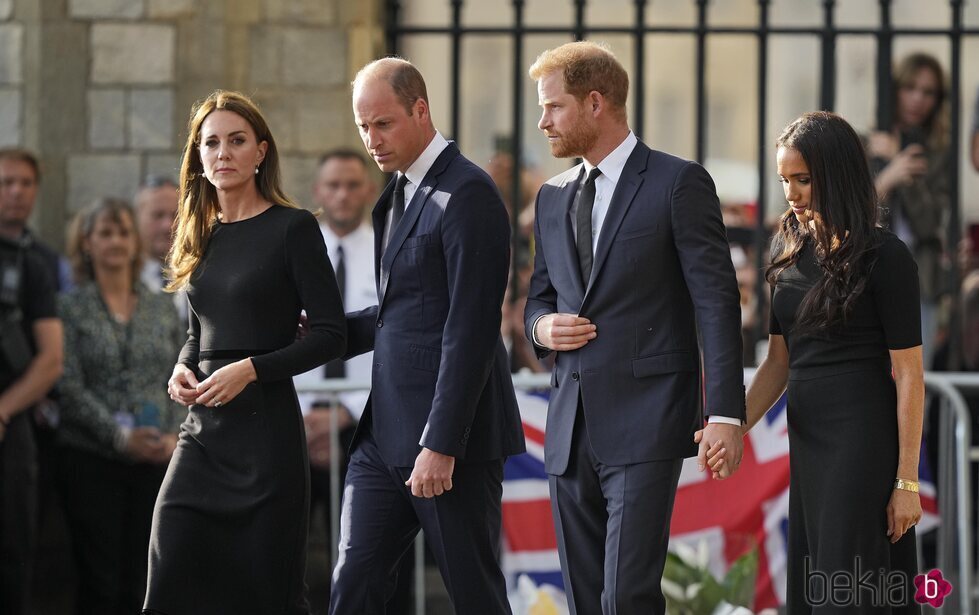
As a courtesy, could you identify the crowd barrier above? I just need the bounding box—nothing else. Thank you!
[298,371,977,614]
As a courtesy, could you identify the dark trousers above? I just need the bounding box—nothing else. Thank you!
[329,431,511,615]
[0,414,38,615]
[311,451,413,615]
[57,446,166,615]
[550,407,683,615]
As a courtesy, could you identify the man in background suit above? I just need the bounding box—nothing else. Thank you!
[524,41,746,614]
[134,176,186,322]
[329,57,524,615]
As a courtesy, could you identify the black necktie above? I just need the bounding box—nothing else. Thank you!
[334,244,346,303]
[324,244,346,379]
[391,173,409,231]
[576,167,602,285]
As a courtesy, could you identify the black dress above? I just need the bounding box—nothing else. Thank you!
[143,206,345,615]
[772,231,921,614]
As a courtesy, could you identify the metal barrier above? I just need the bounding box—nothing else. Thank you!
[300,370,977,613]
[923,373,978,615]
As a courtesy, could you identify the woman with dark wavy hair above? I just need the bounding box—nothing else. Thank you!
[700,111,924,613]
[142,91,346,614]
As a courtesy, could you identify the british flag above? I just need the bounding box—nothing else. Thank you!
[501,383,939,611]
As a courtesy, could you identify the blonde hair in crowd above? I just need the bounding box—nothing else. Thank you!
[528,41,629,121]
[166,90,298,291]
[67,197,143,287]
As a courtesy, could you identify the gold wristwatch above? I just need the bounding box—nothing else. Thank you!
[893,478,920,493]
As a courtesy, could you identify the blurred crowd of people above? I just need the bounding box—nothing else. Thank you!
[1,49,978,613]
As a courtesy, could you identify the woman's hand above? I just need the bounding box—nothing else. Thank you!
[886,488,922,544]
[194,359,257,408]
[168,364,201,407]
[877,144,928,196]
[125,426,165,463]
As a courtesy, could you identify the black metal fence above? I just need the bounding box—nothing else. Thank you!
[385,0,978,360]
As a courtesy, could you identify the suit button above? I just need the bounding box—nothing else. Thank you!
[572,372,580,381]
[376,319,383,328]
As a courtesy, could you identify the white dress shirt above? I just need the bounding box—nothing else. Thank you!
[383,131,450,252]
[571,131,638,255]
[140,258,189,324]
[292,222,377,420]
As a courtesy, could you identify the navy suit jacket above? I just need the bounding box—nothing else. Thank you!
[524,140,745,475]
[346,143,525,467]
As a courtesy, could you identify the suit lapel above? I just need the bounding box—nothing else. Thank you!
[377,143,460,308]
[371,178,395,299]
[582,142,648,304]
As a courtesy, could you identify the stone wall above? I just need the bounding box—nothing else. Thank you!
[2,0,384,248]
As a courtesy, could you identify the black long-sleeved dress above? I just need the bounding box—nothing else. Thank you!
[143,205,346,615]
[772,231,921,614]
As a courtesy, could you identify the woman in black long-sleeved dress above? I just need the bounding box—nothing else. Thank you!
[143,90,346,615]
[700,112,924,613]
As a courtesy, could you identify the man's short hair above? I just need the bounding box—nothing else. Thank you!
[529,41,629,119]
[318,148,370,170]
[353,57,430,116]
[139,175,178,191]
[0,148,41,183]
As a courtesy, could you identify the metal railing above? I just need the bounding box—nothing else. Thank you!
[385,0,979,360]
[923,372,978,615]
[302,370,977,613]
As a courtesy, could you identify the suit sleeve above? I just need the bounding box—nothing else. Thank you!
[671,162,745,422]
[418,179,511,457]
[343,305,378,360]
[523,188,557,358]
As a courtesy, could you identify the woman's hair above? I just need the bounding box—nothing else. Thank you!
[891,52,947,149]
[166,90,298,291]
[67,197,143,287]
[767,111,882,334]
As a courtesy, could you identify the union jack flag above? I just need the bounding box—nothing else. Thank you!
[501,384,939,611]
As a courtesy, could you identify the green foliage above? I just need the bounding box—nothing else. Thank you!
[661,545,758,615]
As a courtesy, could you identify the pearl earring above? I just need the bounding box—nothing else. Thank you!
[255,166,259,175]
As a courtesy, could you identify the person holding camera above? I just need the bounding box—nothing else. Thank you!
[0,230,63,615]
[867,52,950,368]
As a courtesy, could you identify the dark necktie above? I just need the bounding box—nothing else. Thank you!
[576,167,602,285]
[391,172,409,232]
[334,244,346,303]
[324,244,346,379]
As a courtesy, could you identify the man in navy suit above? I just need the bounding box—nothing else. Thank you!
[524,42,746,614]
[329,57,524,615]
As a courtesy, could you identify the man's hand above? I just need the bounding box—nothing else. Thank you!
[695,422,744,480]
[535,313,596,351]
[406,447,455,498]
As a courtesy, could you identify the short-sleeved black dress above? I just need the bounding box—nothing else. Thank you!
[143,206,345,615]
[771,231,921,614]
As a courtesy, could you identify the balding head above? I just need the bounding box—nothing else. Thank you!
[353,57,431,119]
[352,57,437,174]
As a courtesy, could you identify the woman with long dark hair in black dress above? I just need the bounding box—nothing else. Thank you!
[142,90,346,615]
[700,111,924,613]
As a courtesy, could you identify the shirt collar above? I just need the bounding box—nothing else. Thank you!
[403,131,449,188]
[582,131,637,186]
[320,221,370,249]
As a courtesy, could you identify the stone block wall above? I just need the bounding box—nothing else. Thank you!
[1,0,383,248]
